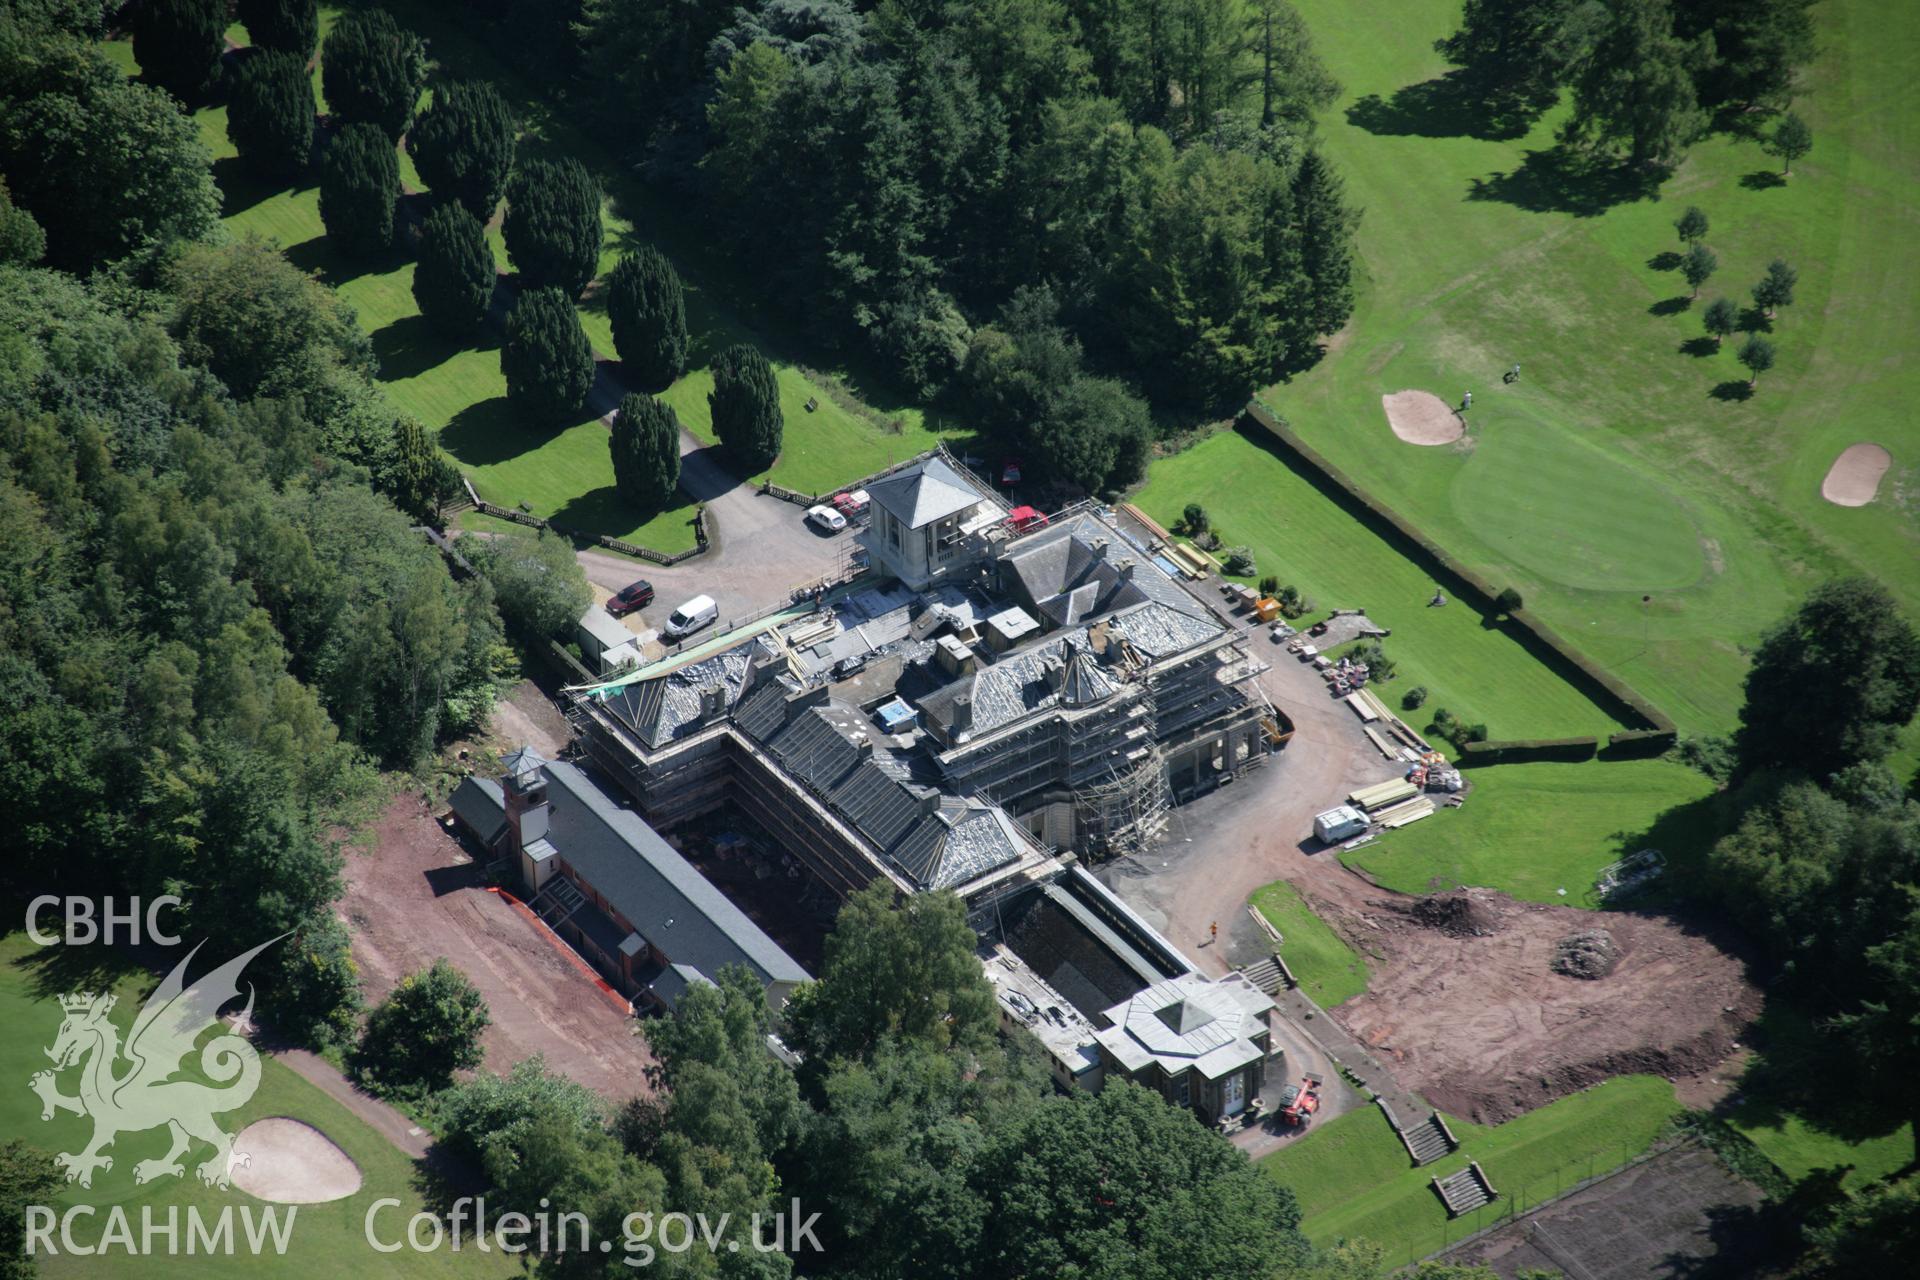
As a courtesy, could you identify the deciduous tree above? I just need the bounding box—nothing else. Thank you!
[1681,242,1716,298]
[610,393,681,511]
[1736,333,1774,386]
[606,247,689,388]
[353,958,491,1096]
[407,80,518,219]
[1752,257,1796,319]
[226,50,316,178]
[788,883,997,1063]
[466,529,592,639]
[318,123,399,257]
[500,286,594,424]
[502,156,604,296]
[413,202,495,335]
[0,180,45,265]
[0,59,220,268]
[1674,204,1708,245]
[708,342,782,472]
[1767,110,1812,175]
[1734,578,1920,776]
[1702,296,1737,347]
[322,8,426,139]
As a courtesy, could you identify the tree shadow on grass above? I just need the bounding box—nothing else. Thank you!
[370,313,473,382]
[11,931,147,1002]
[1344,72,1529,140]
[1679,337,1722,358]
[1739,170,1788,191]
[1737,307,1773,334]
[1466,149,1665,217]
[440,395,537,468]
[1710,380,1755,402]
[1720,998,1914,1153]
[212,155,305,219]
[1650,296,1693,317]
[284,234,406,286]
[1647,251,1684,272]
[550,485,698,550]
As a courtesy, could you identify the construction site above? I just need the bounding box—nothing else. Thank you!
[565,450,1279,901]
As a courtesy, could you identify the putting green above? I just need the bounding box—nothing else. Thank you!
[1450,425,1705,593]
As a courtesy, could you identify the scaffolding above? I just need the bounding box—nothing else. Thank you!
[1072,744,1170,857]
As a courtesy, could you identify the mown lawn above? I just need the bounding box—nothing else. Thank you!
[383,0,966,494]
[1266,1075,1684,1264]
[106,1,955,546]
[1249,880,1369,1006]
[1267,0,1920,740]
[1137,427,1629,741]
[1260,1103,1408,1220]
[1341,757,1719,904]
[1,933,512,1279]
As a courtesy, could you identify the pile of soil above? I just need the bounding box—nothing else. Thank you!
[1553,929,1621,980]
[1410,891,1502,938]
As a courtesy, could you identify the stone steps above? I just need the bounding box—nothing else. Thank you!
[1404,1113,1459,1165]
[1432,1162,1498,1217]
[1238,957,1286,995]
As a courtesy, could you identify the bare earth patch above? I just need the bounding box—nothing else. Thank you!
[1329,888,1758,1124]
[344,795,658,1103]
[1820,442,1892,506]
[229,1118,362,1204]
[1382,390,1464,445]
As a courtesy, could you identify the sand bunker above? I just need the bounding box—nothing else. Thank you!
[1382,390,1464,446]
[1820,443,1892,506]
[229,1118,362,1204]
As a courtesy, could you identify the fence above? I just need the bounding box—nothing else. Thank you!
[468,489,709,567]
[1394,1137,1673,1270]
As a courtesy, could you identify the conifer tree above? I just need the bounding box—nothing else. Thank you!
[606,247,690,388]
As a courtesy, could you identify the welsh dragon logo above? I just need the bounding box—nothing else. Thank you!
[30,937,281,1189]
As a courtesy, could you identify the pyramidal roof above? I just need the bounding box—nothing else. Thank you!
[501,745,549,781]
[1058,649,1116,706]
[1153,996,1218,1036]
[866,455,987,529]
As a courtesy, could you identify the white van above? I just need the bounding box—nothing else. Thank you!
[663,594,718,641]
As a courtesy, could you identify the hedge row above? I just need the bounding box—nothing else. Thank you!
[1458,736,1600,766]
[1239,403,1678,754]
[1600,727,1680,757]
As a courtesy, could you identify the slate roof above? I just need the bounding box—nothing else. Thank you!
[913,601,1217,741]
[538,759,807,990]
[1002,513,1216,623]
[601,645,758,748]
[448,776,506,846]
[758,702,1025,891]
[890,798,1034,891]
[866,455,989,529]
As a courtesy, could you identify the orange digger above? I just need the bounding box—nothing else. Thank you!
[1275,1075,1322,1128]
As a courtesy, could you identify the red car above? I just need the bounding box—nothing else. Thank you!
[1007,505,1049,535]
[606,580,655,617]
[1001,459,1023,486]
[831,489,870,518]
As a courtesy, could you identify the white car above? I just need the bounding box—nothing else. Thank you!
[806,504,848,533]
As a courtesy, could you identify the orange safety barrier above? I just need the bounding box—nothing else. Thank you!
[485,886,634,1016]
